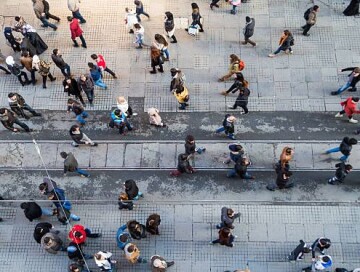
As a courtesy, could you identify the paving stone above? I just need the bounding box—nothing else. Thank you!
[124,144,142,167]
[106,144,125,167]
[248,224,268,242]
[267,223,286,242]
[89,144,107,168]
[175,222,193,241]
[141,143,159,167]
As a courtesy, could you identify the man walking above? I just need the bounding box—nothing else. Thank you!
[241,16,256,46]
[302,5,319,36]
[6,56,31,86]
[0,108,32,132]
[90,54,117,79]
[20,51,36,85]
[8,92,42,119]
[67,0,86,24]
[32,0,58,30]
[134,0,150,22]
[331,67,360,95]
[51,49,71,77]
[78,74,95,106]
[60,151,90,177]
[67,16,87,48]
[266,170,294,191]
[328,162,352,185]
[88,62,107,89]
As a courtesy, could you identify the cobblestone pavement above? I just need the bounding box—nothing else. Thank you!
[1,202,360,272]
[1,0,360,112]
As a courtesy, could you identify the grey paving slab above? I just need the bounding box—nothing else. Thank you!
[141,143,159,168]
[175,222,192,241]
[105,144,125,167]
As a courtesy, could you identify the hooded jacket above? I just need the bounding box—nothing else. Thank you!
[116,224,131,250]
[220,207,240,227]
[146,214,161,235]
[125,179,139,200]
[41,232,64,254]
[21,202,42,222]
[243,18,255,37]
[339,137,355,156]
[69,224,87,245]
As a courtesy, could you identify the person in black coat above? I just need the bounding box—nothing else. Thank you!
[311,237,331,259]
[20,202,43,222]
[127,220,147,240]
[150,46,163,74]
[146,214,161,235]
[328,162,352,185]
[52,49,71,77]
[170,153,196,176]
[227,157,255,179]
[33,222,55,243]
[5,56,31,86]
[69,124,98,147]
[0,108,31,132]
[4,27,21,52]
[124,179,143,200]
[343,0,360,16]
[242,16,256,46]
[326,137,357,161]
[228,86,251,114]
[63,77,86,106]
[215,114,236,140]
[267,170,293,191]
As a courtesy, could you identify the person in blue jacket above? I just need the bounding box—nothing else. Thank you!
[109,109,133,135]
[116,224,132,250]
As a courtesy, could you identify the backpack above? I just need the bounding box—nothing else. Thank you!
[289,36,295,46]
[304,8,311,20]
[239,60,245,71]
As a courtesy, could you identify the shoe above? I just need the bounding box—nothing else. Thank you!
[199,29,204,32]
[50,77,56,82]
[33,113,42,117]
[111,260,117,264]
[290,51,293,54]
[331,91,339,95]
[185,28,188,31]
[167,261,175,267]
[209,241,214,244]
[129,29,134,34]
[253,43,257,47]
[150,70,156,74]
[349,118,358,123]
[170,40,177,43]
[42,85,47,89]
[135,45,143,49]
[301,25,305,29]
[73,44,79,47]
[328,180,335,185]
[53,27,57,31]
[335,112,343,118]
[163,58,169,61]
[355,130,360,135]
[268,54,275,58]
[92,143,98,146]
[113,75,118,79]
[132,113,138,116]
[81,44,87,48]
[228,106,236,109]
[158,68,164,73]
[303,33,310,36]
[71,142,79,147]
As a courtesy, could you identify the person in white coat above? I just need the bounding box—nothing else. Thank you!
[94,251,116,271]
[124,8,138,34]
[116,96,137,117]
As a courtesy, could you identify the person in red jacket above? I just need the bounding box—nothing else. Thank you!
[90,54,117,78]
[67,16,87,48]
[69,224,101,245]
[335,96,360,123]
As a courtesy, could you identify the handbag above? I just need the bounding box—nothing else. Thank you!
[188,25,199,36]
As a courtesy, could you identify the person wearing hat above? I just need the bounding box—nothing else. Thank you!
[109,108,134,135]
[332,67,360,95]
[6,56,31,86]
[216,114,236,140]
[335,96,360,123]
[69,224,101,245]
[67,16,87,48]
[150,255,175,271]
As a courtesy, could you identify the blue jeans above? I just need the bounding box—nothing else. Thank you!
[72,10,86,23]
[162,49,170,59]
[75,168,90,177]
[326,146,349,161]
[336,81,351,94]
[40,18,57,29]
[95,78,107,89]
[60,64,71,77]
[231,5,237,13]
[76,111,88,125]
[274,46,291,55]
[133,191,143,200]
[136,7,150,21]
[41,208,53,216]
[135,34,143,46]
[227,169,253,179]
[216,127,235,139]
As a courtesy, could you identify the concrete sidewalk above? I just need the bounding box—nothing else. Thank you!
[1,140,359,170]
[0,202,359,272]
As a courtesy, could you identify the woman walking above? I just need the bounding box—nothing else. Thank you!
[335,96,360,123]
[218,54,244,82]
[164,12,177,43]
[185,3,204,33]
[153,34,170,61]
[268,30,294,57]
[149,46,164,74]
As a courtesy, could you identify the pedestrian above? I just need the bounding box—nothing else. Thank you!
[326,137,357,161]
[170,153,196,176]
[303,255,333,271]
[185,3,204,33]
[33,222,57,243]
[134,0,150,22]
[218,54,245,82]
[223,143,245,164]
[69,224,101,245]
[335,96,360,123]
[229,0,241,14]
[227,83,251,114]
[146,214,161,235]
[185,135,206,166]
[210,227,235,247]
[5,56,31,86]
[210,0,220,9]
[170,68,186,92]
[53,206,80,225]
[47,187,72,211]
[32,0,58,30]
[116,224,132,250]
[216,207,240,229]
[60,151,90,177]
[331,67,360,95]
[20,201,52,222]
[174,85,190,110]
[215,114,236,140]
[43,0,61,22]
[69,124,98,147]
[288,240,311,261]
[241,16,256,46]
[266,170,294,191]
[268,30,294,57]
[147,108,166,127]
[39,177,58,195]
[41,232,66,254]
[52,49,71,77]
[94,251,116,271]
[153,34,170,61]
[150,255,175,272]
[17,35,37,57]
[63,76,86,106]
[343,0,360,16]
[88,62,107,89]
[17,19,48,55]
[8,92,42,119]
[164,12,177,43]
[124,179,144,200]
[133,23,145,49]
[227,157,255,179]
[302,5,319,36]
[78,74,95,106]
[328,162,352,185]
[67,16,87,48]
[0,108,32,132]
[124,8,138,34]
[124,243,147,264]
[150,46,164,74]
[67,98,88,126]
[0,50,11,75]
[90,53,117,79]
[19,51,36,85]
[67,241,92,263]
[118,192,134,210]
[127,220,147,240]
[116,96,137,118]
[109,109,134,135]
[32,55,56,89]
[67,0,86,24]
[277,146,294,172]
[4,27,21,52]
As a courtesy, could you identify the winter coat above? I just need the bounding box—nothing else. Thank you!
[340,97,360,116]
[217,227,234,246]
[67,241,84,260]
[177,154,192,173]
[185,137,196,155]
[150,255,168,272]
[94,251,113,270]
[164,12,175,32]
[220,207,240,228]
[116,224,131,250]
[51,54,67,69]
[63,78,82,97]
[63,152,79,173]
[8,93,26,109]
[89,65,102,81]
[124,179,139,200]
[146,214,161,235]
[276,171,290,189]
[7,63,23,76]
[127,220,147,240]
[235,88,250,107]
[67,101,84,115]
[234,160,249,177]
[41,232,64,254]
[222,116,235,134]
[42,177,58,194]
[69,19,83,39]
[279,34,293,49]
[339,137,353,156]
[116,101,129,115]
[147,108,163,126]
[21,202,42,222]
[78,76,94,92]
[174,87,189,103]
[124,243,140,264]
[69,224,87,245]
[69,127,84,144]
[111,110,127,126]
[334,162,349,182]
[34,222,53,243]
[243,18,255,38]
[307,9,317,25]
[33,0,45,19]
[20,55,33,71]
[341,67,360,88]
[95,54,107,70]
[67,0,81,12]
[191,8,201,24]
[0,109,17,131]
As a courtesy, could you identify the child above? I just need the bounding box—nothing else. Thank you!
[118,192,134,210]
[328,162,352,185]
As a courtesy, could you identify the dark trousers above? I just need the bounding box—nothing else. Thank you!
[30,69,36,84]
[339,110,352,119]
[302,23,313,35]
[211,0,221,5]
[13,118,30,131]
[17,72,30,86]
[72,35,87,47]
[136,8,150,22]
[84,89,94,104]
[118,121,132,134]
[60,64,71,77]
[104,67,116,77]
[46,12,60,21]
[233,104,248,114]
[0,65,10,74]
[42,73,55,87]
[244,36,256,46]
[12,104,38,117]
[72,10,86,23]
